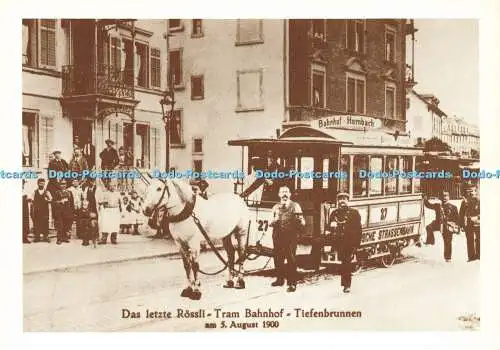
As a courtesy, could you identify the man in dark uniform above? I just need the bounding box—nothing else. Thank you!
[269,185,305,292]
[459,186,480,261]
[22,179,31,244]
[424,192,459,262]
[31,178,52,242]
[53,180,74,245]
[99,139,119,170]
[329,192,362,293]
[47,150,69,196]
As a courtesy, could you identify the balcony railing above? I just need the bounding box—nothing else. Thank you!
[62,64,134,99]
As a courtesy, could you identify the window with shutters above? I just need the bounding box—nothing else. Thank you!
[170,110,183,146]
[136,43,149,88]
[346,73,365,114]
[346,19,365,54]
[22,19,57,69]
[192,19,203,38]
[193,138,203,154]
[168,49,183,88]
[236,69,264,112]
[40,19,56,68]
[39,115,54,169]
[22,19,36,67]
[150,48,161,88]
[191,75,204,100]
[22,112,38,167]
[236,19,263,45]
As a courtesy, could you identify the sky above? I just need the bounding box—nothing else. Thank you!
[409,19,479,124]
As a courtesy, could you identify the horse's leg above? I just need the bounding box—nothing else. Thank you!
[234,228,247,289]
[179,246,194,298]
[222,236,236,288]
[189,247,202,300]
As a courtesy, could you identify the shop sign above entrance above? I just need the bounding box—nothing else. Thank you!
[312,115,383,131]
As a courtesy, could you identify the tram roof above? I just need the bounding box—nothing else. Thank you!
[228,126,353,147]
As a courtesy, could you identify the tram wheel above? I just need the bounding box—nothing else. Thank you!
[380,252,396,268]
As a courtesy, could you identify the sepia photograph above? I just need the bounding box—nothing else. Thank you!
[19,17,483,333]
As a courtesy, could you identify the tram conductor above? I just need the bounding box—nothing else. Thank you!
[329,192,362,293]
[269,185,305,292]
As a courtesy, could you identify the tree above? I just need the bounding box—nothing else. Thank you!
[423,137,452,154]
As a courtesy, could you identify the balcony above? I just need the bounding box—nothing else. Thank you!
[62,64,134,99]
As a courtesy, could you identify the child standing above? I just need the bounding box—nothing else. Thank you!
[128,190,143,235]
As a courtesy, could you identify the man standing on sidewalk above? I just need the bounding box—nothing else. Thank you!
[53,180,74,245]
[329,192,362,293]
[460,186,480,261]
[424,192,459,262]
[269,186,305,293]
[31,178,52,243]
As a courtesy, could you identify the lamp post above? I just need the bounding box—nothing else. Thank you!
[160,88,175,172]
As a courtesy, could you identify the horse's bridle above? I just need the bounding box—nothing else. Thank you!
[149,179,196,223]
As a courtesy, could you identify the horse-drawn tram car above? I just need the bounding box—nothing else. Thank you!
[228,117,425,271]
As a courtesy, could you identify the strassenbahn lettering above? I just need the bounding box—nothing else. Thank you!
[361,224,416,244]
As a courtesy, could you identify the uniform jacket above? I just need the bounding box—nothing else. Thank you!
[424,199,459,226]
[99,147,119,170]
[69,155,89,172]
[53,189,74,216]
[329,207,362,248]
[459,196,480,227]
[270,200,305,237]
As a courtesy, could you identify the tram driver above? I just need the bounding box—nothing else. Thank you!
[269,185,305,293]
[329,192,362,293]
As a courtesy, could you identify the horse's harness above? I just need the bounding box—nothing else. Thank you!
[151,180,249,276]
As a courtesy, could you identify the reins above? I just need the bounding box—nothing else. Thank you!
[150,179,272,276]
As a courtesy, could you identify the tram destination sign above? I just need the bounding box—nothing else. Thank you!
[361,223,418,245]
[313,115,382,131]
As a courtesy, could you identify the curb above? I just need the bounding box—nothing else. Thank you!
[23,245,224,276]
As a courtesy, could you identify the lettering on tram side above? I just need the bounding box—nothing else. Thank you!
[361,224,417,244]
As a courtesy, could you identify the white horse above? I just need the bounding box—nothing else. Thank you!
[142,177,250,300]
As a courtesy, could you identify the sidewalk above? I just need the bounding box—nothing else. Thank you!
[23,234,180,275]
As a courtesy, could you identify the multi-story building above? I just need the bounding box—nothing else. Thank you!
[405,90,446,144]
[442,115,480,158]
[23,19,169,174]
[285,19,416,149]
[22,19,416,194]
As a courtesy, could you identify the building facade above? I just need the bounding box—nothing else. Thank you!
[405,90,446,144]
[22,19,415,194]
[442,115,480,158]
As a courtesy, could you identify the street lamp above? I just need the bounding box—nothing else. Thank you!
[160,88,175,171]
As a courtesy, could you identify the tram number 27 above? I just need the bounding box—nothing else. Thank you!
[380,207,388,221]
[257,220,269,232]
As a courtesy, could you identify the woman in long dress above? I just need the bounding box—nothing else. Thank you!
[97,180,122,245]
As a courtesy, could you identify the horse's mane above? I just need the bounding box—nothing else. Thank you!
[169,178,195,204]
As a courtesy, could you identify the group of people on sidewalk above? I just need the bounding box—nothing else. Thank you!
[22,139,147,246]
[423,186,480,262]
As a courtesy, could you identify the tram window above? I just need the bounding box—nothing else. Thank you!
[400,156,412,194]
[300,157,314,190]
[414,157,423,193]
[322,158,329,189]
[353,155,368,197]
[339,155,350,194]
[369,156,383,196]
[385,156,398,195]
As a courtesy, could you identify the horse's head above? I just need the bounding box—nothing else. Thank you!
[142,177,195,218]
